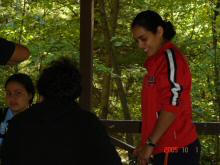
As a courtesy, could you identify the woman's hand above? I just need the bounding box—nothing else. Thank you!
[133,143,143,157]
[137,144,154,165]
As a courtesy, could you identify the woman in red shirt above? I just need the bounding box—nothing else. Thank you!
[131,10,201,165]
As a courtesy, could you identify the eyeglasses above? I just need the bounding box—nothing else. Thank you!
[6,91,25,98]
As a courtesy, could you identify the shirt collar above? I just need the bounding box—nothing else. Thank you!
[4,108,14,122]
[144,41,174,69]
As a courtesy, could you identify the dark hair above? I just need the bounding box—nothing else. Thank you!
[131,10,176,40]
[5,73,35,104]
[37,57,81,102]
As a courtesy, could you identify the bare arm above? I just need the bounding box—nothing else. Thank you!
[137,110,176,165]
[6,44,30,65]
[150,110,176,144]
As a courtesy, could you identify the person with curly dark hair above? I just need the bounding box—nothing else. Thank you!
[1,57,122,165]
[37,58,81,102]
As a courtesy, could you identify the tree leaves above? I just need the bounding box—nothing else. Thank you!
[0,0,219,163]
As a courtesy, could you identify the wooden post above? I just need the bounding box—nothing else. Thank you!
[79,0,94,111]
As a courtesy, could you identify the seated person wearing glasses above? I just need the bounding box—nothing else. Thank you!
[0,73,35,146]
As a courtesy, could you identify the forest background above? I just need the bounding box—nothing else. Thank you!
[0,0,220,164]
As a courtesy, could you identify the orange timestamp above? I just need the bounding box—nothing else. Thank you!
[164,146,200,153]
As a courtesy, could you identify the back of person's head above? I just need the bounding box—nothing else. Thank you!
[37,57,81,102]
[131,10,176,40]
[5,73,35,104]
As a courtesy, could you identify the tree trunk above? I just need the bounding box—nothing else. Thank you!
[98,0,134,161]
[211,0,220,163]
[14,0,27,73]
[100,67,111,119]
[98,0,132,120]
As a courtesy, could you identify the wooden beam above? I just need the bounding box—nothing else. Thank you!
[110,136,135,153]
[102,120,220,135]
[79,0,94,111]
[102,120,141,133]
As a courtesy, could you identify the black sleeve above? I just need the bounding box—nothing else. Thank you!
[85,113,122,165]
[0,38,16,65]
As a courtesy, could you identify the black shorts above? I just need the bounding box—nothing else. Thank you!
[152,139,201,165]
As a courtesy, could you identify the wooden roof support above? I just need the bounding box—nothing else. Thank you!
[79,0,94,111]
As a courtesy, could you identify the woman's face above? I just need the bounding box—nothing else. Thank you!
[132,25,164,57]
[5,81,32,114]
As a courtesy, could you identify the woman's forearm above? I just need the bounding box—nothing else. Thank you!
[149,110,176,144]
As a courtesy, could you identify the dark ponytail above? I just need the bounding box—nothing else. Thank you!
[162,21,176,40]
[132,10,176,41]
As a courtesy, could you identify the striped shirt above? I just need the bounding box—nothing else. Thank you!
[141,42,198,154]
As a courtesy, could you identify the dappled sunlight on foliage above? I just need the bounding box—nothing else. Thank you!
[0,0,219,164]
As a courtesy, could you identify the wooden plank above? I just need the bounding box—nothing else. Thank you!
[110,136,135,153]
[195,122,220,135]
[102,120,141,133]
[79,0,94,111]
[102,120,220,135]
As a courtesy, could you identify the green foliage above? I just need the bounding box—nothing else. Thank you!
[0,0,80,106]
[0,0,220,164]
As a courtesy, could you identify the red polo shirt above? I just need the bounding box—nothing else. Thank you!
[141,42,198,154]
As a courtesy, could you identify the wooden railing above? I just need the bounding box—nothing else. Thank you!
[102,120,220,152]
